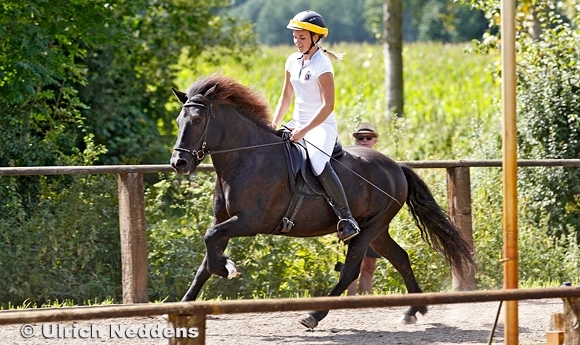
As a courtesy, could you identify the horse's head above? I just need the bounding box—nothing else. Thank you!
[170,84,217,175]
[170,75,275,174]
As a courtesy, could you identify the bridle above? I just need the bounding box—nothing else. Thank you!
[173,100,213,164]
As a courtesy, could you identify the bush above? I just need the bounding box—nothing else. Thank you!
[0,173,121,307]
[517,21,580,241]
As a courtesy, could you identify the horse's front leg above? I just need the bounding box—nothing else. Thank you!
[203,215,253,279]
[181,237,230,301]
[181,255,210,302]
[299,239,366,329]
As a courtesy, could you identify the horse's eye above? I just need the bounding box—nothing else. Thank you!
[192,117,202,125]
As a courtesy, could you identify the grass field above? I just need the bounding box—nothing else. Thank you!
[176,42,501,160]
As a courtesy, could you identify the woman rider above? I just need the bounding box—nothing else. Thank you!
[270,10,360,241]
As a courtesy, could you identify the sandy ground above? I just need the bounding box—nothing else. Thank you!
[0,298,564,344]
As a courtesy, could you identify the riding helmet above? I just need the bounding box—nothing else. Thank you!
[287,10,328,38]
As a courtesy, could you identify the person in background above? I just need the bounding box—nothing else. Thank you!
[347,122,382,295]
[270,10,360,242]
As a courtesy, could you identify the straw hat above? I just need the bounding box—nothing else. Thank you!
[352,122,379,138]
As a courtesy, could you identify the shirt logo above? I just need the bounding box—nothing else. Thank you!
[304,71,311,81]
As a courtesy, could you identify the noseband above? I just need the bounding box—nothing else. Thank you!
[173,100,213,163]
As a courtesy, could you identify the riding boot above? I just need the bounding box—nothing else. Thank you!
[317,162,360,241]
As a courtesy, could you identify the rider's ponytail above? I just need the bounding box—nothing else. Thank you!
[317,42,344,61]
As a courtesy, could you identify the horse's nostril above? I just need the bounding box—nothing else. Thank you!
[171,158,188,171]
[175,159,187,168]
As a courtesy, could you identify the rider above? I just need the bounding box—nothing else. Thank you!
[270,10,360,241]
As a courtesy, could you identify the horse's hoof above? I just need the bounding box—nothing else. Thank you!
[398,314,417,324]
[225,259,241,279]
[299,314,318,329]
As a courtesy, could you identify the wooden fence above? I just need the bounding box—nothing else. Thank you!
[0,287,578,345]
[1,159,579,301]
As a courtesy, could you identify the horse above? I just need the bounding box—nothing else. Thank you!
[169,74,475,329]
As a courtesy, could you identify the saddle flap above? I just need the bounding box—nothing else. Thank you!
[279,127,346,183]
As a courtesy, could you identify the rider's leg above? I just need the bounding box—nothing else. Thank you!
[306,124,360,241]
[317,162,360,241]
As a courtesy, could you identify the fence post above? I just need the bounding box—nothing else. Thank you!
[118,173,148,303]
[563,297,580,344]
[446,167,475,291]
[547,312,564,345]
[168,313,206,345]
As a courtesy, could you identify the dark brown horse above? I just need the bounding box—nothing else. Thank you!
[169,75,475,329]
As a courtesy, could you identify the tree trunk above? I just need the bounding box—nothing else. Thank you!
[383,0,404,119]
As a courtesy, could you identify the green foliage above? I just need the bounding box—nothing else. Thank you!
[77,0,258,164]
[470,0,580,241]
[0,172,120,307]
[0,0,106,215]
[146,173,215,300]
[517,20,580,240]
[0,0,258,171]
[0,0,258,306]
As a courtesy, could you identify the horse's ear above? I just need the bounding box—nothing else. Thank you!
[172,88,188,104]
[204,84,218,99]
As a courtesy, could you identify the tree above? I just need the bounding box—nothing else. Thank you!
[383,0,404,118]
[469,0,580,240]
[0,0,123,215]
[0,0,259,203]
[78,0,257,165]
[0,0,258,305]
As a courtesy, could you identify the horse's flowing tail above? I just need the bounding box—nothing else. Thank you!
[401,165,476,278]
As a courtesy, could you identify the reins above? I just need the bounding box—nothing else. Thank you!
[301,138,404,208]
[206,142,287,155]
[174,100,287,160]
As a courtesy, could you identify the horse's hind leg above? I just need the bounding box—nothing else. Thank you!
[299,240,366,329]
[371,231,428,324]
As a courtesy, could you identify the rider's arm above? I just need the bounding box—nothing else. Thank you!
[271,70,294,128]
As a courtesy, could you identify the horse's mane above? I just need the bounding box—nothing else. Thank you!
[186,74,272,126]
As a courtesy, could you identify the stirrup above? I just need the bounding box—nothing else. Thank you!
[337,218,360,242]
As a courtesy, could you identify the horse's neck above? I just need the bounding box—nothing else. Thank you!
[219,111,277,146]
[210,109,281,172]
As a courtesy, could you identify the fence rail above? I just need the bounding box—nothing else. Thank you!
[1,159,579,176]
[0,286,578,324]
[0,287,578,345]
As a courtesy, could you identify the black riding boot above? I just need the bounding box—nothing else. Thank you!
[317,162,360,241]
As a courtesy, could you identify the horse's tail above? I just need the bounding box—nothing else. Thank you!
[401,165,476,278]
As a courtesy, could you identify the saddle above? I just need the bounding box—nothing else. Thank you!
[272,128,346,234]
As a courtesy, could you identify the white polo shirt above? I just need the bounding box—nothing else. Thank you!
[285,50,338,126]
